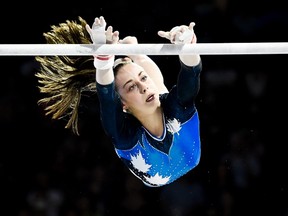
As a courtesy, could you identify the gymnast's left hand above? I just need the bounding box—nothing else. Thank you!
[158,22,197,44]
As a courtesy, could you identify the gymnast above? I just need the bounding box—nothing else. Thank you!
[35,16,202,187]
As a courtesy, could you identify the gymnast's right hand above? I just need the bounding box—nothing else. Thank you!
[86,16,119,70]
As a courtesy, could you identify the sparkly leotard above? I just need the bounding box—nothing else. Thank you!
[97,60,202,187]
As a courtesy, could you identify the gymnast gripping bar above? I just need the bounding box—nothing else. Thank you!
[0,43,288,56]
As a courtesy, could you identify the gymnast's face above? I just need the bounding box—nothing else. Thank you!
[115,62,161,116]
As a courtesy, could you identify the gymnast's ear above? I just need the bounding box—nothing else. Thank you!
[122,104,130,114]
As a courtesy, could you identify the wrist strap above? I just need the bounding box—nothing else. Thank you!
[94,55,114,70]
[96,55,113,61]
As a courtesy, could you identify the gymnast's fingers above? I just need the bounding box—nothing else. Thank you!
[157,30,170,40]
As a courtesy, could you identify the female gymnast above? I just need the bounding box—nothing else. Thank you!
[35,16,202,187]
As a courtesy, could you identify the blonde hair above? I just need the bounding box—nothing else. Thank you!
[35,16,95,135]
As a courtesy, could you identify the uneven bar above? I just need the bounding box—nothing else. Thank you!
[0,43,288,56]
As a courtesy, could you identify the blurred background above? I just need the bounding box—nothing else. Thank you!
[0,0,288,215]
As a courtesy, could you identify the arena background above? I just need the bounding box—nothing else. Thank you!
[0,0,287,215]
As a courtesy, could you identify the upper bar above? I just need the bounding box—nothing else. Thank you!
[0,43,288,56]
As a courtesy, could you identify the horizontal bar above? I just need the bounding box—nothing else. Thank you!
[0,43,287,56]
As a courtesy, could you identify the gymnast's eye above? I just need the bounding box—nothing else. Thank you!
[128,83,137,92]
[141,75,148,82]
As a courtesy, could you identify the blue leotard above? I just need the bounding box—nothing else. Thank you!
[97,60,202,187]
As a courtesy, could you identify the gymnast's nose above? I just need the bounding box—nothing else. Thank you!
[139,83,148,94]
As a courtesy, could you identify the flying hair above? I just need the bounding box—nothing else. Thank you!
[35,16,96,135]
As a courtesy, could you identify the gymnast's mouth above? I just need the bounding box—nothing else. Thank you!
[146,94,155,102]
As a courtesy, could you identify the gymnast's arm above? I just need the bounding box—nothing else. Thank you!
[177,25,202,106]
[176,58,202,106]
[158,21,201,106]
[86,16,124,137]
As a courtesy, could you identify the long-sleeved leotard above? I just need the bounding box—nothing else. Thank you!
[96,60,202,187]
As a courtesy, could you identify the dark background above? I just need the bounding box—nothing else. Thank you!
[1,0,288,215]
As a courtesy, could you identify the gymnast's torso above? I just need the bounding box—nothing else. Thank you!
[114,104,201,187]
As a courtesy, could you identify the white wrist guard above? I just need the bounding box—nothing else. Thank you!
[171,26,194,44]
[91,29,106,44]
[90,20,106,44]
[94,55,114,70]
[177,29,193,44]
